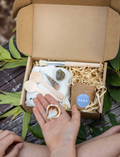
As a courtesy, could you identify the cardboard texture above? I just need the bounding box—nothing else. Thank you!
[71,84,96,110]
[13,0,120,119]
[17,4,120,62]
[12,0,120,19]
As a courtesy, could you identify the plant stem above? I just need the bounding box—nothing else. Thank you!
[103,113,113,126]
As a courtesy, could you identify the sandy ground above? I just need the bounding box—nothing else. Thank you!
[0,0,16,44]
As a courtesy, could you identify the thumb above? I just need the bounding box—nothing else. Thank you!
[5,143,23,157]
[71,105,81,126]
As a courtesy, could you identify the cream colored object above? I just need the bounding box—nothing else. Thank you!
[24,80,62,102]
[25,65,72,108]
[45,104,61,120]
[30,71,64,100]
[39,60,100,67]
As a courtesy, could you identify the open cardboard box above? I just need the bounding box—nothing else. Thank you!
[12,0,120,119]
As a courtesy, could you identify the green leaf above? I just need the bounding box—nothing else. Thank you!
[77,123,87,140]
[89,126,103,138]
[1,91,21,98]
[89,120,106,126]
[76,138,85,145]
[107,65,115,71]
[12,27,16,33]
[108,113,119,126]
[0,60,27,70]
[108,88,120,102]
[0,46,11,59]
[102,126,111,132]
[22,112,31,140]
[106,73,120,86]
[0,62,5,67]
[0,54,4,61]
[103,91,112,113]
[10,108,23,122]
[41,141,46,145]
[9,36,22,59]
[0,107,20,119]
[0,95,20,106]
[28,124,43,139]
[0,94,20,101]
[110,47,120,71]
[22,53,31,57]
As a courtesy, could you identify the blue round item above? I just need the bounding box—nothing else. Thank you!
[77,94,90,108]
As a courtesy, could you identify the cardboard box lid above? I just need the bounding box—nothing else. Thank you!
[16,3,120,62]
[12,0,120,19]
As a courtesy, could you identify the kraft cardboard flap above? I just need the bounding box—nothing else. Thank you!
[104,8,120,61]
[111,0,120,14]
[13,0,120,19]
[17,4,120,62]
[12,0,31,19]
[31,0,111,6]
[17,4,33,56]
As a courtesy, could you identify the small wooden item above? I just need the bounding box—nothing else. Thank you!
[45,73,59,90]
[71,83,96,110]
[24,80,62,102]
[30,71,64,100]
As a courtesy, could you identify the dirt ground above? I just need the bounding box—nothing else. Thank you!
[0,0,16,44]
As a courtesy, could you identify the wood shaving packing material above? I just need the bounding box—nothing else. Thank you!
[66,63,106,113]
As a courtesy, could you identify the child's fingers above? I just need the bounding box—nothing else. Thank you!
[33,107,45,128]
[5,143,23,157]
[0,130,15,141]
[71,105,81,126]
[1,134,23,153]
[33,98,47,122]
[37,94,49,109]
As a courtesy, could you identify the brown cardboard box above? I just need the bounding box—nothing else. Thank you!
[12,0,120,119]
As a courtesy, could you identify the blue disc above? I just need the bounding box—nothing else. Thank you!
[77,94,90,108]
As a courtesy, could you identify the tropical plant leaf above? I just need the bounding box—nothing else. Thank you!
[0,107,20,119]
[0,46,11,59]
[12,27,16,33]
[77,123,87,140]
[0,91,21,98]
[108,88,120,102]
[107,65,115,71]
[0,95,20,106]
[0,62,5,67]
[9,36,22,59]
[0,60,27,70]
[108,113,119,126]
[103,91,112,113]
[89,120,106,126]
[0,54,5,61]
[106,73,120,86]
[28,124,43,139]
[22,53,31,57]
[76,138,85,145]
[10,108,23,122]
[89,126,103,138]
[102,126,111,132]
[110,47,120,71]
[41,141,46,145]
[22,112,31,140]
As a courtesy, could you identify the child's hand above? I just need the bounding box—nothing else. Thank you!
[33,94,80,153]
[0,130,23,157]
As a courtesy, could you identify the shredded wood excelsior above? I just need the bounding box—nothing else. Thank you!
[66,63,106,113]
